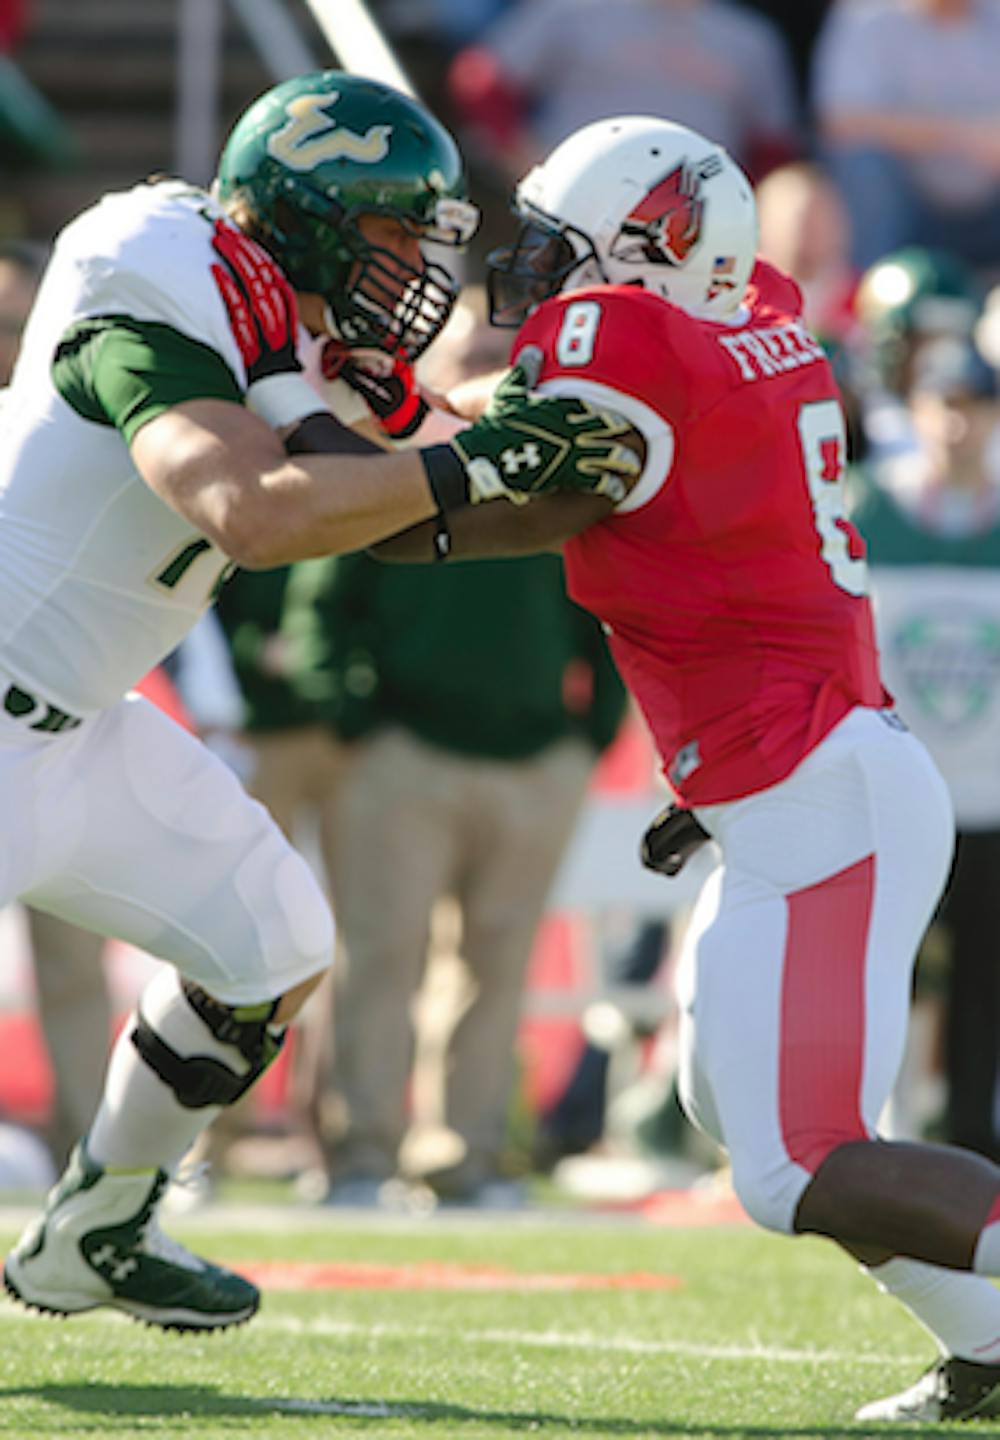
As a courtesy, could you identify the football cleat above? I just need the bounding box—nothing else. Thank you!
[856,1357,1000,1423]
[3,1138,258,1330]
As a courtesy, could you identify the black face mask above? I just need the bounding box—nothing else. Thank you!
[486,218,593,328]
[334,237,459,361]
[269,196,461,362]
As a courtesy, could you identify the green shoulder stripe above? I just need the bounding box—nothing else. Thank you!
[52,314,242,444]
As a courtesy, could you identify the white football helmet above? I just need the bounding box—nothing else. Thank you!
[487,115,758,326]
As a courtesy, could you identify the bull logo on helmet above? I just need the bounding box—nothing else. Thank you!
[612,162,706,269]
[266,93,393,172]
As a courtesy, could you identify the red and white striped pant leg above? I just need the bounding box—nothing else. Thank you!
[676,707,954,1234]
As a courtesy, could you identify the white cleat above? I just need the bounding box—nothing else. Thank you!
[3,1138,258,1330]
[856,1357,1000,1423]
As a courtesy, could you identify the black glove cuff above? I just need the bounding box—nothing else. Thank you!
[640,805,712,878]
[421,443,469,512]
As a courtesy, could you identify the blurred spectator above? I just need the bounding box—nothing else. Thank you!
[756,160,858,348]
[755,159,870,455]
[849,333,1000,1162]
[448,0,802,258]
[849,245,984,464]
[812,0,1000,274]
[306,547,626,1207]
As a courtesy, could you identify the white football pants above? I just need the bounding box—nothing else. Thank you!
[677,706,954,1234]
[0,691,332,1004]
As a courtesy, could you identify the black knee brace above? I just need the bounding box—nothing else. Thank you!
[131,979,285,1109]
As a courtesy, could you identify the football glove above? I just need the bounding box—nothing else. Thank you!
[420,359,643,510]
[210,220,301,386]
[321,340,429,441]
[640,804,712,878]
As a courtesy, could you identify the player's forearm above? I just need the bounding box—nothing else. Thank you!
[241,448,438,566]
[135,399,440,567]
[371,490,612,563]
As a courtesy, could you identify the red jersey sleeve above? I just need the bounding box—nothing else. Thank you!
[512,285,693,425]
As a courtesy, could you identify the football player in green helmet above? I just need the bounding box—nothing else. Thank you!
[0,68,641,1337]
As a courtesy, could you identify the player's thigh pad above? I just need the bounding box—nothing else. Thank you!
[676,707,953,1234]
[24,694,333,1003]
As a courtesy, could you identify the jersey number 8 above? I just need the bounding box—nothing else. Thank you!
[797,399,868,597]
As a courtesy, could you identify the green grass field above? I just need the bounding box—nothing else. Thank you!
[0,1197,996,1439]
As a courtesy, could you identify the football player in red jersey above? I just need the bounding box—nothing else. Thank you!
[373,116,1000,1423]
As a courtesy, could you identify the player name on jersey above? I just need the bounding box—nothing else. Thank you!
[718,320,827,382]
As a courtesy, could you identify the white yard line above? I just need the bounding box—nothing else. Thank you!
[253,1312,919,1367]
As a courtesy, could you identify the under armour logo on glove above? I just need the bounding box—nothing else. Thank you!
[321,339,429,440]
[210,220,301,386]
[499,441,543,475]
[420,362,644,514]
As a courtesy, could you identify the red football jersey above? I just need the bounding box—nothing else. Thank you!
[513,259,889,805]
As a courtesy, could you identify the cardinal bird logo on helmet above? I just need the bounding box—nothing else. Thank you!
[612,162,706,269]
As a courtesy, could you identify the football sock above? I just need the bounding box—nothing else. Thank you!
[87,969,237,1171]
[973,1195,1000,1277]
[867,1256,1000,1363]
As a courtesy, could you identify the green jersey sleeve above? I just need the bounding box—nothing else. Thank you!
[52,313,243,444]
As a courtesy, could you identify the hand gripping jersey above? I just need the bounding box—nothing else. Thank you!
[514,260,888,805]
[0,180,329,719]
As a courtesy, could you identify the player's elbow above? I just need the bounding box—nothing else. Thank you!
[191,478,283,569]
[214,506,287,569]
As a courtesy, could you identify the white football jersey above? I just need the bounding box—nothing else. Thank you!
[0,179,358,719]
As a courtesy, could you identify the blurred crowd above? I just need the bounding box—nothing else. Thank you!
[1,0,999,1203]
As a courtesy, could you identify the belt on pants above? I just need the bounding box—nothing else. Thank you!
[3,682,83,733]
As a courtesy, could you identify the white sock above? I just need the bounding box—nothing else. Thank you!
[87,969,247,1172]
[973,1198,1000,1278]
[868,1257,1000,1364]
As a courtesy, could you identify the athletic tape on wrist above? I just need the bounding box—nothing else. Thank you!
[246,373,327,428]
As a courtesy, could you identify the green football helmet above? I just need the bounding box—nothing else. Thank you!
[855,246,982,394]
[216,70,479,360]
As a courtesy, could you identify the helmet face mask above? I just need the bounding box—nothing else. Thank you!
[216,71,479,360]
[487,115,757,328]
[487,210,597,327]
[316,203,472,357]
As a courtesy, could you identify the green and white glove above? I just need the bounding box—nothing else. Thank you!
[420,360,643,512]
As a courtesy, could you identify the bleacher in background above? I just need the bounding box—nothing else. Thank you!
[10,0,322,242]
